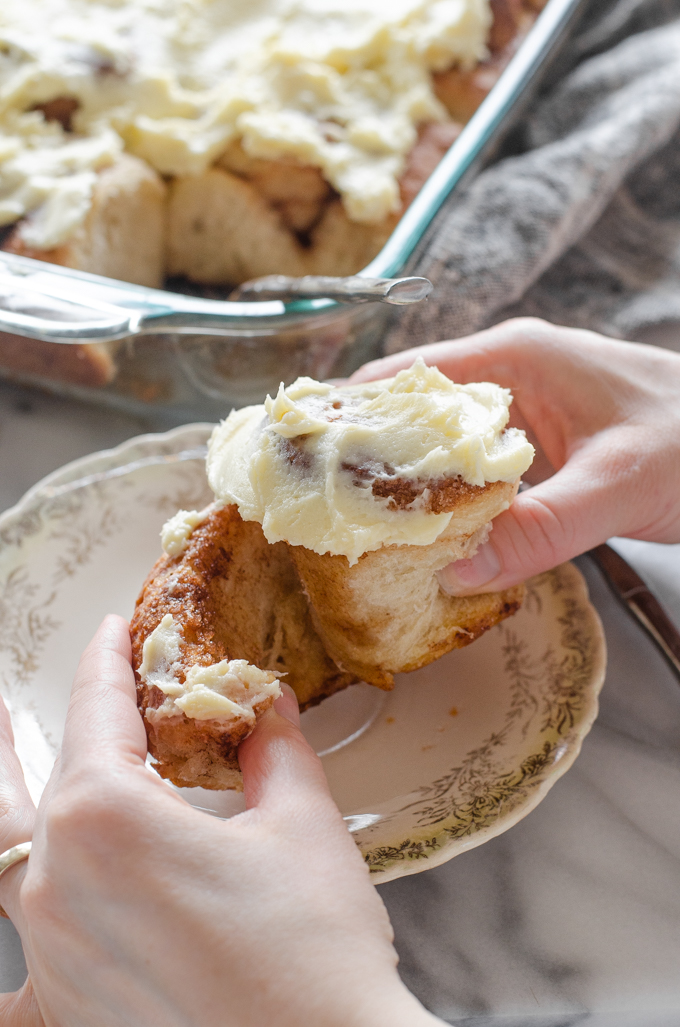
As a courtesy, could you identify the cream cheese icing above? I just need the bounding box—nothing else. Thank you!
[207,358,534,564]
[140,613,281,722]
[0,0,491,247]
[161,506,211,558]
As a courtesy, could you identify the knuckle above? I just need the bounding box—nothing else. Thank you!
[19,865,53,923]
[496,495,569,581]
[44,776,134,854]
[499,316,548,339]
[498,316,573,355]
[517,493,571,567]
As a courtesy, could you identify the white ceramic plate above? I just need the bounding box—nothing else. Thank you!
[0,425,606,883]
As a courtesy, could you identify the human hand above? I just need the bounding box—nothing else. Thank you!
[351,318,680,595]
[0,616,440,1027]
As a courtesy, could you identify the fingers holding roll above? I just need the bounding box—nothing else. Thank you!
[239,683,336,817]
[59,614,148,779]
[437,448,625,594]
[349,317,563,387]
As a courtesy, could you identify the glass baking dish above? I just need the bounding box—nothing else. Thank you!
[0,0,585,426]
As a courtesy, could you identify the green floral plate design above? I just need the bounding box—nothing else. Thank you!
[0,425,606,884]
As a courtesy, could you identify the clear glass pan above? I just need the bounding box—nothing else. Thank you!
[0,0,586,424]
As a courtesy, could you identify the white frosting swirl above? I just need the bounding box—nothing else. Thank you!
[207,358,534,564]
[0,0,491,246]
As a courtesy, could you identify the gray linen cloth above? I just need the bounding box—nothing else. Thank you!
[387,0,680,351]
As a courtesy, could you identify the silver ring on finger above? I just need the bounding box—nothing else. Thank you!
[0,841,31,918]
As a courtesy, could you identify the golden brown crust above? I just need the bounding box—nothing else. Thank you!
[137,695,268,791]
[166,167,311,284]
[131,504,357,788]
[340,464,505,514]
[433,0,537,122]
[4,154,166,288]
[291,545,523,688]
[0,331,116,388]
[0,154,164,389]
[399,122,463,208]
[217,142,333,235]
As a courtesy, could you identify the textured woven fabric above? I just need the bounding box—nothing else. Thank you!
[386,0,680,352]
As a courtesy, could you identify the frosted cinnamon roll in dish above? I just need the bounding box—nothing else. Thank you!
[0,0,546,388]
[132,358,533,788]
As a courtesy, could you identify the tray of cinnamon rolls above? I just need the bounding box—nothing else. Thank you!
[0,0,582,421]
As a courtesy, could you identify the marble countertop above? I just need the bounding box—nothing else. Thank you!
[0,355,679,1025]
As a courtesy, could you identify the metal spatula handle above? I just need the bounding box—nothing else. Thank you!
[232,275,432,305]
[0,252,432,345]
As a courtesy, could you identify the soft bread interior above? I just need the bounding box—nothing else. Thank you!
[5,154,166,288]
[0,154,166,389]
[289,480,523,687]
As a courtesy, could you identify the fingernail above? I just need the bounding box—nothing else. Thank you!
[437,542,501,596]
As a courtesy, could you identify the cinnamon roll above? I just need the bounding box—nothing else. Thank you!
[132,358,533,788]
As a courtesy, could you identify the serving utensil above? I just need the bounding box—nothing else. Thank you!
[0,252,431,345]
[231,274,432,305]
[589,543,680,682]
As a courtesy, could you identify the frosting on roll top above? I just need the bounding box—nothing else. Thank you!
[207,358,534,564]
[1,0,490,246]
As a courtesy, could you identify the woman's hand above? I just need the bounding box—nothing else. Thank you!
[351,318,680,595]
[0,617,439,1027]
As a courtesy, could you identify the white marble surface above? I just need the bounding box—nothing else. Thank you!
[0,358,679,1023]
[381,548,680,1026]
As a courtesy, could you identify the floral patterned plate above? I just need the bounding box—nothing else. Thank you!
[0,425,606,883]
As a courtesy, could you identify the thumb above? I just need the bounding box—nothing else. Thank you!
[58,614,147,777]
[438,456,621,595]
[238,684,335,814]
